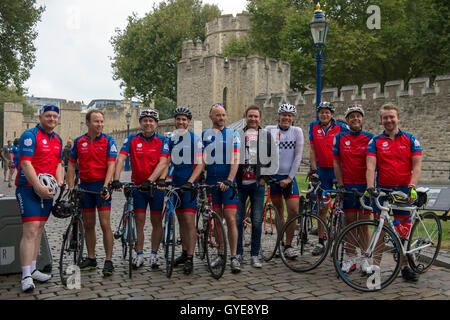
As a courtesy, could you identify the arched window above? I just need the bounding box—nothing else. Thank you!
[223,87,228,110]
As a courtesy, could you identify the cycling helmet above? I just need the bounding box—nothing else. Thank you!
[345,104,365,118]
[139,109,159,122]
[38,173,59,195]
[317,101,335,113]
[51,199,73,219]
[278,103,297,116]
[173,106,192,120]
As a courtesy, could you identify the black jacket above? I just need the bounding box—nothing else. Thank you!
[236,126,275,186]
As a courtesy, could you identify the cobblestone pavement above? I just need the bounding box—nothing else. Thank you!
[1,172,449,300]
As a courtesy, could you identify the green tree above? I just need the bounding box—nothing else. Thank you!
[0,0,45,92]
[110,0,221,110]
[223,0,449,91]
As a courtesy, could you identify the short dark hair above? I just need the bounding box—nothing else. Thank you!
[244,105,261,117]
[86,109,104,121]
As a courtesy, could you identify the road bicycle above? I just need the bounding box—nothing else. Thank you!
[333,187,442,291]
[113,182,140,279]
[193,183,236,279]
[161,183,182,278]
[57,186,109,286]
[278,178,330,272]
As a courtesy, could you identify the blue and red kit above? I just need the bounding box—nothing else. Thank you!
[15,125,63,223]
[333,130,375,213]
[120,132,169,215]
[70,133,117,212]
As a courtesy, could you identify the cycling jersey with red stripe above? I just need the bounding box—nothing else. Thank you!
[333,130,375,184]
[16,124,63,187]
[69,133,117,182]
[202,127,240,180]
[166,130,203,182]
[366,130,422,187]
[120,133,169,185]
[309,119,349,168]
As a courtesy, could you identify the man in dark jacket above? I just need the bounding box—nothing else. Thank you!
[236,105,276,268]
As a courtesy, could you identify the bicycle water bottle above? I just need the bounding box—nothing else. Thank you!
[393,219,410,238]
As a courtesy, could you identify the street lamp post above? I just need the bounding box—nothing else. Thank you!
[309,2,329,120]
[124,112,131,171]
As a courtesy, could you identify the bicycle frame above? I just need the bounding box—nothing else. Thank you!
[360,193,434,258]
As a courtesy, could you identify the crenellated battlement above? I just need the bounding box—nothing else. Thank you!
[255,75,450,108]
[205,12,249,37]
[181,39,208,59]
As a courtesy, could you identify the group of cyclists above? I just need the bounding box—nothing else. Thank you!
[12,98,422,294]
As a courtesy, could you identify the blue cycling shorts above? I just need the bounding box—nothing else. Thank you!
[172,177,197,214]
[318,167,336,191]
[133,188,164,215]
[343,184,372,214]
[16,186,53,223]
[79,181,111,213]
[205,177,237,210]
[269,175,300,200]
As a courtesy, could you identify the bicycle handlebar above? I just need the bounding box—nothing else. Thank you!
[351,188,390,212]
[191,183,238,203]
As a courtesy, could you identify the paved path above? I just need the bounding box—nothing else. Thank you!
[0,172,449,300]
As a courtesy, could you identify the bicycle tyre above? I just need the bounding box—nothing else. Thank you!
[195,209,206,260]
[279,213,330,272]
[127,212,134,278]
[333,219,402,292]
[260,203,281,262]
[206,211,227,280]
[59,216,84,286]
[164,212,175,278]
[407,211,442,274]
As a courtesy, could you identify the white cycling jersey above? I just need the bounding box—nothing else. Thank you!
[265,125,304,179]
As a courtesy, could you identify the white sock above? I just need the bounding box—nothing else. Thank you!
[22,265,31,280]
[31,260,37,272]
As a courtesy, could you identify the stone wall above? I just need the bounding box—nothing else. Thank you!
[254,75,450,184]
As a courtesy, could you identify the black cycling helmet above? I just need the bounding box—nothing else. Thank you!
[317,101,335,113]
[173,106,192,120]
[51,199,73,219]
[139,109,159,122]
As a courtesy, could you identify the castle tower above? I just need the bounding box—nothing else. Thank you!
[177,12,291,127]
[3,103,24,144]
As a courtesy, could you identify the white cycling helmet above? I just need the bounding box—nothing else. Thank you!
[139,109,159,122]
[38,173,59,195]
[344,104,365,118]
[278,103,297,116]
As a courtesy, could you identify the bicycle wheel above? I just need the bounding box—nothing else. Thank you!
[195,210,206,260]
[127,212,134,278]
[407,211,442,274]
[59,216,84,286]
[260,203,280,262]
[333,220,402,292]
[164,212,176,278]
[205,211,227,279]
[279,213,330,272]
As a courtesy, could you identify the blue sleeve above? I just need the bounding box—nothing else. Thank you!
[69,138,79,161]
[19,130,37,160]
[410,135,422,154]
[309,122,315,143]
[333,133,341,157]
[120,135,132,155]
[107,136,118,160]
[367,137,377,155]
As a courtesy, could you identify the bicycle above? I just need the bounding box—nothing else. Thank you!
[161,183,182,278]
[242,178,282,262]
[113,182,140,279]
[333,187,442,291]
[278,178,331,272]
[57,185,109,286]
[193,183,235,279]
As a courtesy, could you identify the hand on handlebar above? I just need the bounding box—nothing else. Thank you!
[219,179,233,191]
[364,187,379,198]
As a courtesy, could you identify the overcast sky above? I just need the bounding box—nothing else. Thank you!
[24,0,248,105]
